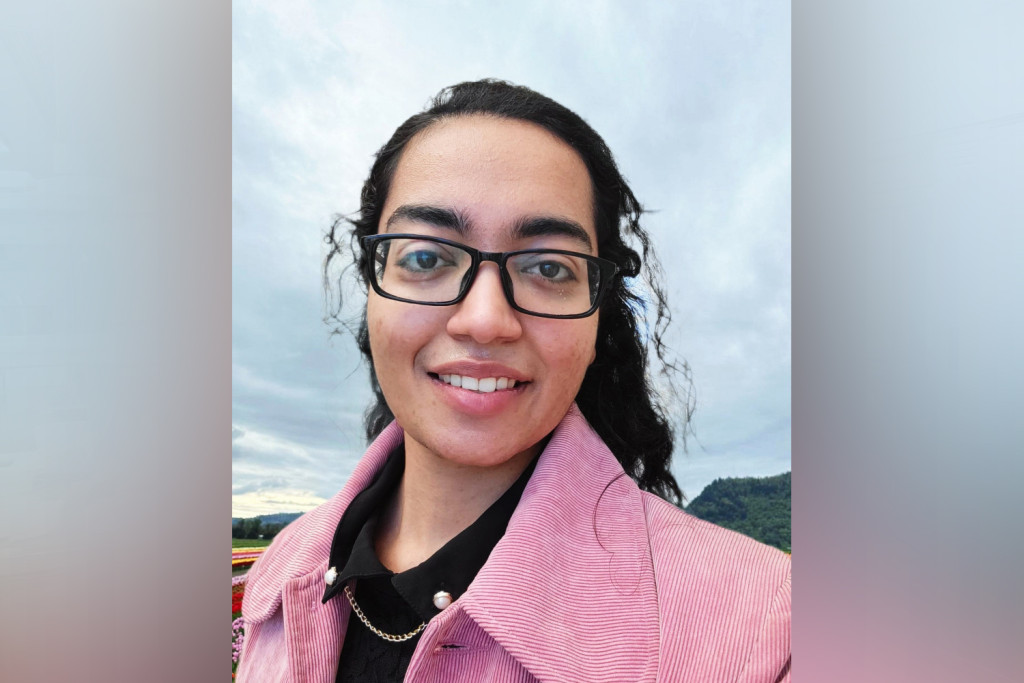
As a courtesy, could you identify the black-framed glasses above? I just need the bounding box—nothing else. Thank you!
[360,234,619,319]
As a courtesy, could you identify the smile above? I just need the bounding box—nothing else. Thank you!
[434,373,520,393]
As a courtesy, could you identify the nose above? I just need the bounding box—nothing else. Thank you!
[445,263,523,344]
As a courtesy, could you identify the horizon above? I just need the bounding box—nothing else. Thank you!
[231,469,793,520]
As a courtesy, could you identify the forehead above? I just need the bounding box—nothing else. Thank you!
[379,115,596,246]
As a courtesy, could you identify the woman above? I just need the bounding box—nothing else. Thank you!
[238,80,791,682]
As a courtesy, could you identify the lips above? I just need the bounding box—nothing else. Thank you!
[438,374,518,393]
[426,361,530,397]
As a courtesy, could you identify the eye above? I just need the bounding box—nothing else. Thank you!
[398,250,440,271]
[393,243,455,274]
[539,262,570,280]
[521,258,577,283]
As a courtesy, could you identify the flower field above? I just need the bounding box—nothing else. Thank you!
[232,546,265,570]
[232,546,265,678]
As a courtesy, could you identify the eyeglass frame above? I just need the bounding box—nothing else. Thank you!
[359,233,620,319]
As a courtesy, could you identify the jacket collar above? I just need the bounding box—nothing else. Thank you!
[242,405,661,682]
[457,405,661,682]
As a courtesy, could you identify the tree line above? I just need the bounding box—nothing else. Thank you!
[685,472,791,552]
[232,517,287,540]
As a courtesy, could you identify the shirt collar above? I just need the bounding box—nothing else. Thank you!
[321,444,539,622]
[320,445,405,604]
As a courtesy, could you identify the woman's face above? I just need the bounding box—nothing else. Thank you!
[367,115,600,469]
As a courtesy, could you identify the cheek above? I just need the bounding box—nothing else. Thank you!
[366,297,440,376]
[548,321,599,386]
[366,299,387,360]
[367,298,408,381]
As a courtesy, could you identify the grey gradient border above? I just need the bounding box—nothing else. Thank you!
[1,1,229,680]
[793,0,1023,679]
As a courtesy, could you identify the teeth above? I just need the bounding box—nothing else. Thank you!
[439,374,519,393]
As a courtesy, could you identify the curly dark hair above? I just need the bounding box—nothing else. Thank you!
[324,79,693,505]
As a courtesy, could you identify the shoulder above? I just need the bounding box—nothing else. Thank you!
[640,492,791,681]
[241,499,342,623]
[641,491,791,611]
[642,491,790,582]
[251,501,338,580]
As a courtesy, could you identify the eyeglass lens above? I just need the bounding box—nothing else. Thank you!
[370,237,600,316]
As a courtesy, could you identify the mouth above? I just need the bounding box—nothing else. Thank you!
[428,372,527,394]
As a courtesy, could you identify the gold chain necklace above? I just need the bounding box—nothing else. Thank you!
[343,585,426,643]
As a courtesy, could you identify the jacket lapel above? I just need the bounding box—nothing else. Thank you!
[459,406,662,683]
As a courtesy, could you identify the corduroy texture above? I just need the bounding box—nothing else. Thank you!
[238,405,791,682]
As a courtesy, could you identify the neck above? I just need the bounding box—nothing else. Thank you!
[374,438,538,573]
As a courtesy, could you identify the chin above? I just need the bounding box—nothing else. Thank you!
[411,431,538,470]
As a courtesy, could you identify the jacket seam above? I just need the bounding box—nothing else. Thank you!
[642,494,667,683]
[736,566,791,680]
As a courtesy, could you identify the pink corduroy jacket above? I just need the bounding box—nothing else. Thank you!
[238,405,791,682]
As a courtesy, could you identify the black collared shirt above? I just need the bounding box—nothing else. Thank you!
[321,446,538,683]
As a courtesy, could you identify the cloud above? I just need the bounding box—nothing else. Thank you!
[232,420,364,512]
[232,422,316,464]
[232,488,329,519]
[232,477,288,495]
[233,363,313,403]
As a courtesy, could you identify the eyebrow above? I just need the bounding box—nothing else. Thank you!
[386,204,593,251]
[510,216,593,252]
[385,205,469,235]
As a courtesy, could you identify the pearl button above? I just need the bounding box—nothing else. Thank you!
[433,591,453,610]
[325,566,338,586]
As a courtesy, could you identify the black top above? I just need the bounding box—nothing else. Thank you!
[321,446,539,683]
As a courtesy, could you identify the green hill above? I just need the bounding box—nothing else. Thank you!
[231,512,304,541]
[231,512,303,526]
[686,472,791,552]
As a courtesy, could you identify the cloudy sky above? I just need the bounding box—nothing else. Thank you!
[231,0,790,518]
